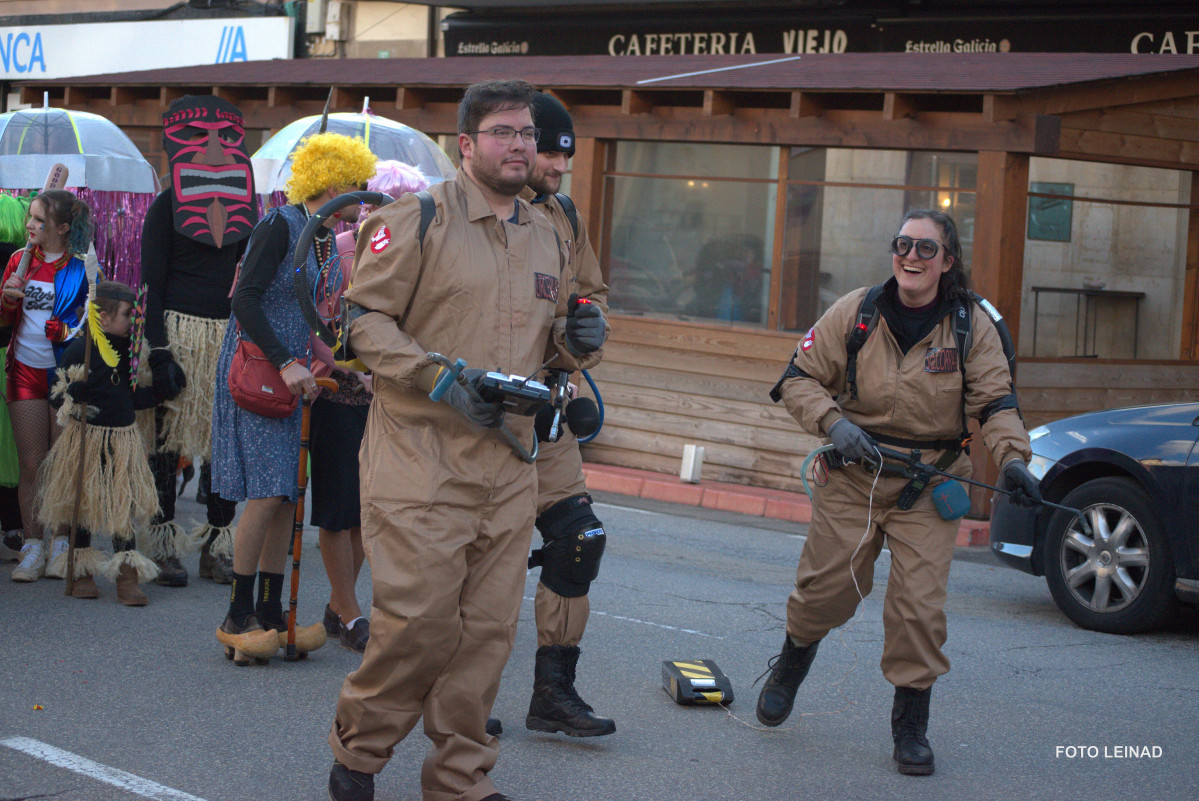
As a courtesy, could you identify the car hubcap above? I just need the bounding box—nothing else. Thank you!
[1061,503,1150,613]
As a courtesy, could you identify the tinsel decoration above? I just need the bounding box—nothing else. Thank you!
[129,283,147,390]
[0,188,156,287]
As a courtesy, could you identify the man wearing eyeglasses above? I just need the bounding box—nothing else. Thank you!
[327,79,598,801]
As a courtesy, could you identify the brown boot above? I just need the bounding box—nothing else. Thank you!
[70,574,99,599]
[115,563,148,606]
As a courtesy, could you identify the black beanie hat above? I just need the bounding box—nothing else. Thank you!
[532,92,575,157]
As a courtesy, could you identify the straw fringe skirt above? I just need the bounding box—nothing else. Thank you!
[159,311,226,459]
[37,420,160,536]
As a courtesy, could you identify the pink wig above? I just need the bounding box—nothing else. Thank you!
[368,160,431,198]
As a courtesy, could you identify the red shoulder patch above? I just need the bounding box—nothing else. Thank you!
[369,224,391,254]
[800,328,815,352]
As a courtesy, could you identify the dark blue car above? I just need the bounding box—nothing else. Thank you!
[989,402,1199,633]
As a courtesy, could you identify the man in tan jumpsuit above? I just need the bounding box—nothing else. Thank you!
[489,92,615,738]
[755,209,1039,776]
[326,79,604,801]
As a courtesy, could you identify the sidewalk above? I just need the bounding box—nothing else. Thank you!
[581,462,991,547]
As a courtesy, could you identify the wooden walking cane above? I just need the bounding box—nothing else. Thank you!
[286,376,338,661]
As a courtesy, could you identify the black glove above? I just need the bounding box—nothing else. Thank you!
[565,294,607,356]
[149,349,187,401]
[1002,460,1043,508]
[827,417,877,462]
[445,368,504,428]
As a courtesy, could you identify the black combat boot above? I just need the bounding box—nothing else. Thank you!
[526,644,616,736]
[755,636,821,726]
[486,717,503,736]
[328,762,374,801]
[891,685,935,775]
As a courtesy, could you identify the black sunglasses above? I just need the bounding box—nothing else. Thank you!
[890,235,944,260]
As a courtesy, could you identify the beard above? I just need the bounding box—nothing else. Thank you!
[469,153,530,198]
[526,167,561,198]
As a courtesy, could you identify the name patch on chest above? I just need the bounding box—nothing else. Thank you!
[924,347,959,373]
[534,273,559,302]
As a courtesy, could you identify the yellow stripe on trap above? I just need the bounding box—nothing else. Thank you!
[662,659,734,705]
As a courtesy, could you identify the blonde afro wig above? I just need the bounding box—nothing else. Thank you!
[285,133,378,203]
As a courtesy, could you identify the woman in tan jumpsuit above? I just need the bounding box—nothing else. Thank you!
[756,208,1041,776]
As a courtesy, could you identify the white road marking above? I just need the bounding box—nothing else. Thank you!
[0,736,208,801]
[522,596,723,639]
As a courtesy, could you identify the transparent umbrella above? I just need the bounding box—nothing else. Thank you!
[0,107,160,193]
[253,111,456,193]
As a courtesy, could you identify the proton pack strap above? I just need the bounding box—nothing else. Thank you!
[555,192,579,240]
[980,392,1020,424]
[416,190,435,251]
[864,429,965,453]
[953,296,973,446]
[769,354,811,403]
[845,284,885,401]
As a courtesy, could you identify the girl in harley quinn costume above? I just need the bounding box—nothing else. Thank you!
[0,189,94,583]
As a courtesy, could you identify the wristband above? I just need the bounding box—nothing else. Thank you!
[277,357,298,374]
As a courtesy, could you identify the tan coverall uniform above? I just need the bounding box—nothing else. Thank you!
[521,188,610,647]
[329,170,573,801]
[778,283,1031,689]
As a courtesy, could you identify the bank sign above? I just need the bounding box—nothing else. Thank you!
[443,12,1199,57]
[0,17,293,80]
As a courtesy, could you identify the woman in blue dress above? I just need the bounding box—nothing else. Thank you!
[210,132,376,662]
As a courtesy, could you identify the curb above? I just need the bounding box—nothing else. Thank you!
[582,463,991,548]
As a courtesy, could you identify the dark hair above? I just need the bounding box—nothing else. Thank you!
[94,280,136,317]
[32,189,93,257]
[896,208,970,301]
[457,79,536,136]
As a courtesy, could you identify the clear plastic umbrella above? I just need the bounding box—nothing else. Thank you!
[0,107,160,193]
[253,110,456,193]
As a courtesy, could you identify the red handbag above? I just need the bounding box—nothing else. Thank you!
[228,331,299,419]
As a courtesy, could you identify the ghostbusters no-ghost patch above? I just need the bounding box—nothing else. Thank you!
[534,273,559,302]
[369,224,391,254]
[800,327,815,352]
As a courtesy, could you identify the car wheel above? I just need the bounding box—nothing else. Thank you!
[1044,477,1178,634]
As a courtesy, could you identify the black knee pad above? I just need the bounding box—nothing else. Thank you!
[530,494,606,598]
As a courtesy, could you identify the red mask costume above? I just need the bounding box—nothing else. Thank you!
[162,96,257,248]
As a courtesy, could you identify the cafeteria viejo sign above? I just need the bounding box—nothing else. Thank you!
[443,14,1199,57]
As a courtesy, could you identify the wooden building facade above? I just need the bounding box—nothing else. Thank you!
[18,52,1199,511]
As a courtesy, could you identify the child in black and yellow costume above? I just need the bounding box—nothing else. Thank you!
[40,281,162,604]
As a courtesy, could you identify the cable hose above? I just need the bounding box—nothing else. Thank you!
[579,368,604,443]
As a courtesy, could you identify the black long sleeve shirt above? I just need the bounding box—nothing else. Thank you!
[230,207,332,369]
[140,189,246,348]
[53,334,157,428]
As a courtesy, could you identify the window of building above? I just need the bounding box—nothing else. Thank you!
[605,142,777,325]
[602,143,980,333]
[1022,158,1191,360]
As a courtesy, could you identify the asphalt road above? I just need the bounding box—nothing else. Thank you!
[1,488,1196,801]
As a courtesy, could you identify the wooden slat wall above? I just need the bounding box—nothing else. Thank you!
[1017,361,1199,428]
[581,315,819,492]
[581,318,1199,497]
